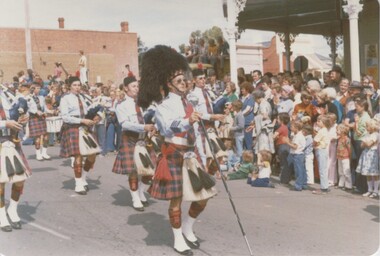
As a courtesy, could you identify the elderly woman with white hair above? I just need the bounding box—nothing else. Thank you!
[323,87,344,124]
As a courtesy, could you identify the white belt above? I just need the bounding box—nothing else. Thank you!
[165,136,190,147]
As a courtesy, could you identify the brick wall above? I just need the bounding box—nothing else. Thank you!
[0,27,138,84]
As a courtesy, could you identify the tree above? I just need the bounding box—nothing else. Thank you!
[178,26,225,51]
[138,36,148,54]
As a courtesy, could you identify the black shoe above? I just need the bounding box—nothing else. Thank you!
[84,185,89,192]
[1,225,12,232]
[183,234,200,249]
[10,221,21,230]
[174,248,193,256]
[141,200,149,207]
[133,206,144,212]
[76,190,87,195]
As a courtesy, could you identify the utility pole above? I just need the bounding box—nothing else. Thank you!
[24,0,33,69]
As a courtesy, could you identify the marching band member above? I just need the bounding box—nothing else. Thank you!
[0,86,31,232]
[59,77,101,195]
[188,69,224,166]
[138,45,216,255]
[112,76,156,211]
[27,81,51,160]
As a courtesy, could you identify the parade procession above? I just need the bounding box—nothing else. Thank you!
[0,0,379,255]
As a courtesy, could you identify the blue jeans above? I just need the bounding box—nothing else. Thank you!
[277,144,290,183]
[105,123,116,153]
[235,135,244,161]
[243,126,253,151]
[250,177,271,187]
[316,148,328,190]
[288,153,306,190]
[95,123,106,155]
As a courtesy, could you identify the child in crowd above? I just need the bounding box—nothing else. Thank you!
[356,119,380,198]
[327,113,338,187]
[253,109,275,155]
[273,113,291,184]
[247,150,275,188]
[226,150,255,180]
[230,100,245,161]
[313,114,332,195]
[302,125,314,184]
[284,121,306,191]
[336,123,352,190]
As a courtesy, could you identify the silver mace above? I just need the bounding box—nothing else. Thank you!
[186,93,253,256]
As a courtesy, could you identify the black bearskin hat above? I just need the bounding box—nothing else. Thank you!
[138,45,189,108]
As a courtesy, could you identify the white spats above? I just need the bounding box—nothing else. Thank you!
[138,182,148,202]
[7,199,20,222]
[182,216,197,242]
[0,207,10,227]
[172,227,191,252]
[41,147,51,160]
[130,190,143,209]
[74,178,86,195]
[36,149,43,161]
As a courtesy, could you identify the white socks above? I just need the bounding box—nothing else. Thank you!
[138,182,148,202]
[0,207,10,227]
[130,190,143,208]
[41,147,51,160]
[182,216,197,242]
[7,199,20,222]
[172,227,190,252]
[367,180,374,193]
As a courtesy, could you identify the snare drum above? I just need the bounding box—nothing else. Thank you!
[46,116,63,133]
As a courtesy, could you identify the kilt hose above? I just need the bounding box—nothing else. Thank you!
[148,143,203,200]
[0,137,32,181]
[28,116,47,137]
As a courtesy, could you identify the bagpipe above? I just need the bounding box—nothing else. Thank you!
[0,94,29,183]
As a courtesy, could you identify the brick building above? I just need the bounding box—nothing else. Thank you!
[0,18,138,84]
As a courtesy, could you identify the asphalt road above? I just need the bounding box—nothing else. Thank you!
[0,145,379,256]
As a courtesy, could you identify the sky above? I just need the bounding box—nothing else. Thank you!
[0,0,330,56]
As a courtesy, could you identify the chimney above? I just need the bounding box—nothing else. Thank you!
[120,21,129,32]
[58,17,65,29]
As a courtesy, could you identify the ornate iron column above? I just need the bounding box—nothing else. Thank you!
[343,0,363,81]
[277,32,297,72]
[324,35,343,66]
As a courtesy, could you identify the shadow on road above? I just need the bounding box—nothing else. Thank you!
[364,204,379,223]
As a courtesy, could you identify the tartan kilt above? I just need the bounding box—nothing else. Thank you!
[149,144,203,200]
[28,116,47,137]
[0,137,32,182]
[112,134,138,175]
[60,124,81,158]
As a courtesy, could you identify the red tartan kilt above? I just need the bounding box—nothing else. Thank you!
[28,116,47,137]
[0,137,32,182]
[149,144,203,200]
[60,125,81,158]
[112,134,138,175]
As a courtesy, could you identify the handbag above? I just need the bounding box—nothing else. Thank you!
[0,141,29,183]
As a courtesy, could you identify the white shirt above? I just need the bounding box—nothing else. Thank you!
[0,90,12,132]
[115,95,145,133]
[27,94,46,114]
[290,131,306,154]
[60,92,91,124]
[189,86,212,121]
[155,92,191,139]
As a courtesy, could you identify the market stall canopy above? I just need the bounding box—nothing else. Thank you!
[237,0,344,36]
